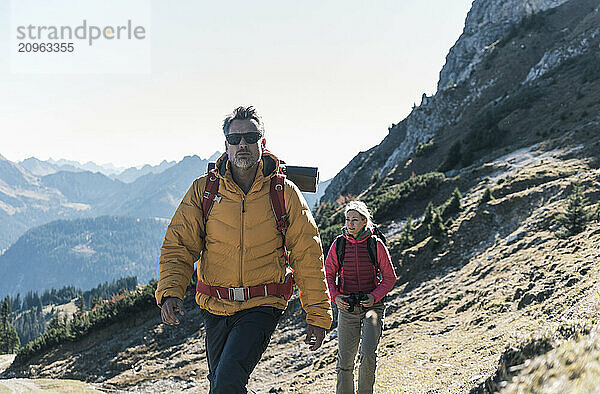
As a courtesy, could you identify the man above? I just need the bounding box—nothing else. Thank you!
[155,106,333,393]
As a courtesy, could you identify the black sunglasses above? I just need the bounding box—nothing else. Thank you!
[225,132,263,145]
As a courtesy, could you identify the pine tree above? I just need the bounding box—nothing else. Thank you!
[32,292,41,309]
[75,297,86,317]
[0,297,20,354]
[398,216,415,249]
[47,311,63,330]
[442,188,462,217]
[556,182,590,237]
[423,202,435,227]
[91,295,100,309]
[13,294,21,312]
[0,297,8,328]
[371,169,381,184]
[478,187,494,206]
[429,210,446,239]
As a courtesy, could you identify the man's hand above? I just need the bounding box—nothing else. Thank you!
[360,294,375,307]
[305,324,326,351]
[161,297,184,325]
[335,294,349,310]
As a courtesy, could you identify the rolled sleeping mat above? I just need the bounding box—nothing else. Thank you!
[206,162,319,193]
[281,165,319,193]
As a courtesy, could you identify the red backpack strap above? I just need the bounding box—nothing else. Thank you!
[270,173,289,239]
[202,170,221,226]
[270,173,294,293]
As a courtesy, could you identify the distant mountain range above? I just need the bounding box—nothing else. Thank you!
[0,216,168,296]
[47,158,125,175]
[0,153,219,251]
[19,153,222,183]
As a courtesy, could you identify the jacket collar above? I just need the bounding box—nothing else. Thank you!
[342,226,373,243]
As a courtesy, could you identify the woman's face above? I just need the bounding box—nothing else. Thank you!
[345,210,367,237]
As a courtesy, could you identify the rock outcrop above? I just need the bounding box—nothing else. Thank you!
[438,0,571,91]
[322,0,596,204]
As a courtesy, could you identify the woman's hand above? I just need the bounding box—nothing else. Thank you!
[360,294,375,307]
[335,295,349,310]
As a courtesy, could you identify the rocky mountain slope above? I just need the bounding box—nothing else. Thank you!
[0,155,90,252]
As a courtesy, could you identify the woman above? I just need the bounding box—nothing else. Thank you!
[325,201,397,394]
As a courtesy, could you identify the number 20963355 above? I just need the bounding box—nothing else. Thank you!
[18,42,74,52]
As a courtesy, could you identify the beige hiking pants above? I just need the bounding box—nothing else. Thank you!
[336,302,385,394]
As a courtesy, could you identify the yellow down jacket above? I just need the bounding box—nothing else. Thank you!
[155,152,333,329]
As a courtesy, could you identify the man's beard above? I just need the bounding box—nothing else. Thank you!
[231,151,259,170]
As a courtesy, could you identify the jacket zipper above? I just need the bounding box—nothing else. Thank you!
[355,242,361,292]
[240,197,245,286]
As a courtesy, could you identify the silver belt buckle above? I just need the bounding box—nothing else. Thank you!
[229,287,246,301]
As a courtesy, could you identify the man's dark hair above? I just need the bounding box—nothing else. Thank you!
[222,106,265,135]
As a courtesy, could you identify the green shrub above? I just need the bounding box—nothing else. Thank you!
[319,224,344,254]
[371,173,445,221]
[479,187,494,206]
[0,297,20,354]
[315,201,338,230]
[423,202,435,228]
[397,216,415,250]
[371,169,381,184]
[429,210,446,239]
[414,139,437,158]
[441,188,462,218]
[439,141,462,172]
[556,182,590,238]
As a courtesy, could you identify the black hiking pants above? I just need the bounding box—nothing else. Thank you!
[200,306,283,394]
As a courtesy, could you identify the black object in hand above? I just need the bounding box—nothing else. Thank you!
[345,292,368,312]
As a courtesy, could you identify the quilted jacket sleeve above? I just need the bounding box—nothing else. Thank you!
[284,181,333,329]
[155,178,206,306]
[370,240,397,303]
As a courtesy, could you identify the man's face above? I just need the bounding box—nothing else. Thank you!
[225,119,265,170]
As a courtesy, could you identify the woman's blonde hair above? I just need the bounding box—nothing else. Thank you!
[344,201,373,229]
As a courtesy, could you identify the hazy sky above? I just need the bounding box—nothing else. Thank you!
[1,1,473,180]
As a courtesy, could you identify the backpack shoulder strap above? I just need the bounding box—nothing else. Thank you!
[202,170,220,226]
[270,173,289,242]
[367,236,380,272]
[335,235,346,269]
[372,225,387,245]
